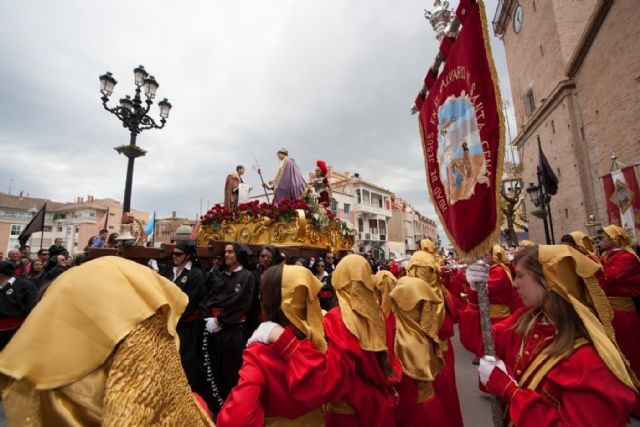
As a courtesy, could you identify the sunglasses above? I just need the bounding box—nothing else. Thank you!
[172,251,186,257]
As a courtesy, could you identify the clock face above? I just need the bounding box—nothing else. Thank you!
[513,3,523,33]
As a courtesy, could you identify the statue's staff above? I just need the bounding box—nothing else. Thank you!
[253,159,271,204]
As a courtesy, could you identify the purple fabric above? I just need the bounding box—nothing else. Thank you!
[274,158,307,203]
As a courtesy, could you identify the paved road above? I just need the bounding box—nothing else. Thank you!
[452,325,640,426]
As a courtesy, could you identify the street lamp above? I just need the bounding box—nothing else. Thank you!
[99,65,172,214]
[500,177,524,247]
[526,177,555,244]
[585,214,601,239]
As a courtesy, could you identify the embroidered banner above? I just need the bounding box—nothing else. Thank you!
[417,0,504,257]
[602,165,640,241]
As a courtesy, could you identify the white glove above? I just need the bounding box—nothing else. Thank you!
[465,262,489,291]
[205,317,222,333]
[246,321,283,347]
[148,259,159,272]
[479,356,509,385]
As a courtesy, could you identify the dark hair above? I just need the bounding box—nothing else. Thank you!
[236,165,244,171]
[560,234,576,246]
[100,229,109,234]
[72,253,88,267]
[227,242,251,268]
[513,246,590,357]
[37,249,48,256]
[260,265,289,327]
[262,245,284,265]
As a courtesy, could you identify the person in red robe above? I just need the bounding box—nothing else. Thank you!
[217,265,327,426]
[597,224,640,415]
[251,255,402,426]
[440,262,468,318]
[390,275,447,427]
[463,245,637,426]
[459,245,522,358]
[407,239,463,427]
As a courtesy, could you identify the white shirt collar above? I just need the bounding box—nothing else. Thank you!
[172,261,192,281]
[0,277,16,289]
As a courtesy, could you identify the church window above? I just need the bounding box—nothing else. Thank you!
[523,88,535,116]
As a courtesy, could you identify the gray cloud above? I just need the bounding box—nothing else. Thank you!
[0,0,513,247]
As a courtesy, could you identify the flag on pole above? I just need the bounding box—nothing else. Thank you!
[417,0,505,257]
[538,140,559,195]
[602,165,640,241]
[144,211,156,237]
[19,203,47,246]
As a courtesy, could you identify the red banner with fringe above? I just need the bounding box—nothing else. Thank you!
[417,0,504,257]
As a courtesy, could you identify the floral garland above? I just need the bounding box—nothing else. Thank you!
[200,195,357,237]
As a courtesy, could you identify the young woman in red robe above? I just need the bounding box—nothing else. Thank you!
[407,239,463,427]
[464,245,638,426]
[597,224,640,414]
[235,255,402,426]
[216,265,328,426]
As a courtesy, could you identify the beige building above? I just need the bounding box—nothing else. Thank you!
[155,212,197,245]
[388,196,439,257]
[493,0,640,242]
[0,192,148,255]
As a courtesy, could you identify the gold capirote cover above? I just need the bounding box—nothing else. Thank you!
[389,276,445,381]
[281,265,327,353]
[331,254,386,352]
[0,256,213,426]
[406,250,446,333]
[518,239,536,249]
[374,270,397,316]
[538,245,638,392]
[492,244,513,282]
[603,224,640,261]
[420,239,438,256]
[569,230,599,261]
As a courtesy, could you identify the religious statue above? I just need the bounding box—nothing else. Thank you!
[310,160,332,208]
[224,165,245,210]
[265,148,307,203]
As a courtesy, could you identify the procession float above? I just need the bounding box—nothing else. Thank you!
[196,191,356,253]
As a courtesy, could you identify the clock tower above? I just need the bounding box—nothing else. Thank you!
[491,0,640,242]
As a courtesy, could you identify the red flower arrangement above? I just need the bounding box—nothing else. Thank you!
[200,199,316,229]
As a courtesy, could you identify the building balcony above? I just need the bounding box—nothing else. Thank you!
[357,232,387,242]
[355,203,391,217]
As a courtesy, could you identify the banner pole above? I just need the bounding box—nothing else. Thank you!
[467,259,504,427]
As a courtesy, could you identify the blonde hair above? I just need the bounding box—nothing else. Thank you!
[513,247,590,357]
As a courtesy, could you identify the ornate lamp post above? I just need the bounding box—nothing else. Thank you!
[526,177,555,244]
[585,214,601,239]
[99,66,172,214]
[501,177,524,247]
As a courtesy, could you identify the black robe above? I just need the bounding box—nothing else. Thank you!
[0,276,37,350]
[202,267,256,411]
[163,265,207,396]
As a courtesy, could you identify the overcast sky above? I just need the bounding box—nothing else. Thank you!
[0,0,514,244]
